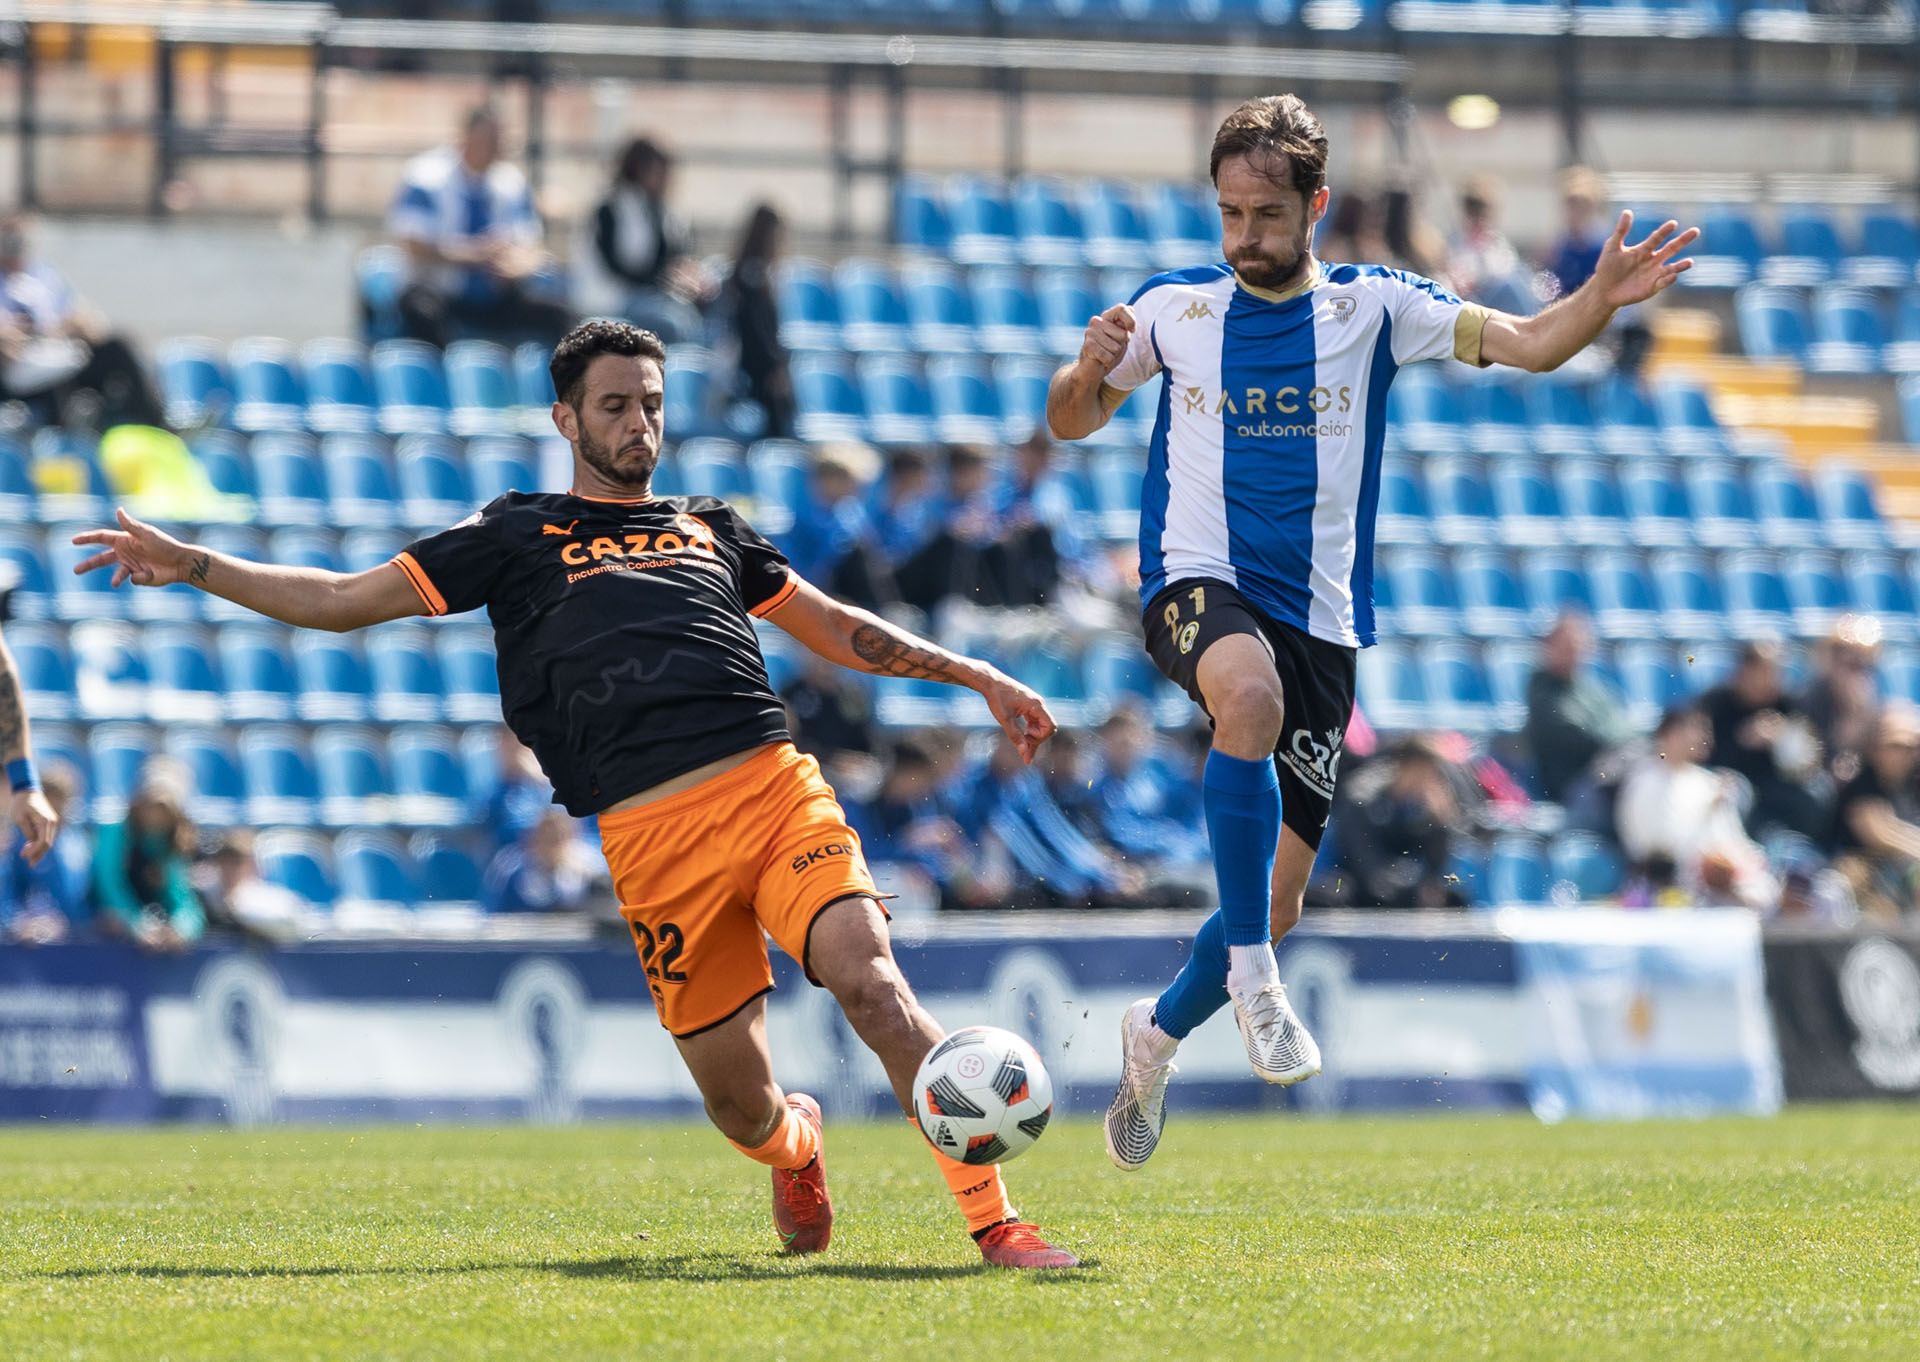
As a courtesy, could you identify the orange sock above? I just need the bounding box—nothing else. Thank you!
[925,1137,1016,1234]
[728,1100,820,1172]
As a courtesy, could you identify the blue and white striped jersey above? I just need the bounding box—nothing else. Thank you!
[1104,259,1489,648]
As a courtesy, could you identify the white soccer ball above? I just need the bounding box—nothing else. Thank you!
[912,1025,1054,1165]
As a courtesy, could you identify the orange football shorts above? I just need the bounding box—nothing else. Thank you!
[599,741,884,1037]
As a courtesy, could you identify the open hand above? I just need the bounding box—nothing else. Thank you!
[1591,211,1700,308]
[980,673,1058,765]
[70,509,204,589]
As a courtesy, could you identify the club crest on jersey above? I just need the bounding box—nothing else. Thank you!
[1327,296,1357,323]
[1178,299,1217,321]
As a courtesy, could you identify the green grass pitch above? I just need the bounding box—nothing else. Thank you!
[4,1107,1917,1360]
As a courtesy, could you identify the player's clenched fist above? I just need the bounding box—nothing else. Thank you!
[1078,303,1135,376]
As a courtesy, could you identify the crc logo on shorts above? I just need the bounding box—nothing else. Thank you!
[791,841,857,875]
[1177,621,1201,655]
[1282,726,1345,801]
[1327,296,1357,324]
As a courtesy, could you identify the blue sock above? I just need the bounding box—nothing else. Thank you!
[1201,749,1280,947]
[1154,909,1228,1040]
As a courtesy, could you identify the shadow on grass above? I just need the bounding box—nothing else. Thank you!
[31,1252,1098,1284]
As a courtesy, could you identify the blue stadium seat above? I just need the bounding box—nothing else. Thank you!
[1483,639,1536,732]
[1380,549,1459,638]
[1748,461,1825,549]
[674,438,750,501]
[1146,183,1215,269]
[467,436,541,503]
[228,337,306,433]
[1684,460,1760,548]
[1459,376,1532,458]
[293,632,372,722]
[7,621,72,722]
[314,727,392,827]
[1902,374,1920,443]
[775,258,843,356]
[255,828,336,908]
[0,438,34,523]
[1355,639,1427,731]
[926,355,1005,446]
[1375,457,1429,545]
[1614,641,1689,726]
[1521,551,1597,627]
[147,623,225,723]
[1011,176,1088,268]
[1089,450,1144,539]
[1082,181,1154,271]
[1735,285,1811,363]
[993,640,1086,724]
[511,342,556,417]
[319,433,399,529]
[902,261,978,355]
[1591,375,1664,460]
[946,176,1020,267]
[792,355,867,444]
[993,356,1052,440]
[269,528,343,577]
[1425,456,1495,546]
[251,433,330,527]
[0,527,54,621]
[190,525,266,623]
[1686,207,1764,288]
[1889,300,1920,377]
[1765,207,1843,287]
[191,430,256,504]
[239,727,320,827]
[836,260,913,354]
[895,174,952,255]
[356,244,408,343]
[1850,209,1920,289]
[663,346,721,440]
[47,527,128,623]
[1783,551,1849,639]
[1651,550,1730,640]
[216,621,298,722]
[1847,552,1918,641]
[1650,378,1728,459]
[1880,646,1920,707]
[1036,271,1102,357]
[1487,458,1563,547]
[70,621,147,719]
[444,340,521,438]
[438,625,500,725]
[341,529,408,576]
[393,434,472,529]
[87,721,154,823]
[1455,549,1529,639]
[162,727,244,827]
[366,626,446,723]
[1550,833,1623,903]
[1488,835,1552,906]
[970,268,1047,356]
[741,439,808,539]
[370,340,451,436]
[1587,548,1661,639]
[334,829,419,912]
[1621,461,1695,548]
[857,355,938,446]
[1811,466,1888,549]
[1807,288,1886,376]
[1081,633,1188,728]
[1523,374,1597,458]
[1421,640,1494,734]
[412,835,483,908]
[301,339,378,434]
[1386,368,1467,456]
[388,725,469,828]
[871,675,961,729]
[154,337,233,429]
[1721,550,1796,639]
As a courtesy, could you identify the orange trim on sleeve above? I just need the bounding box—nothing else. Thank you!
[748,570,800,619]
[391,552,448,617]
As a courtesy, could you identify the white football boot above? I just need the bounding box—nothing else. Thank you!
[1229,979,1321,1086]
[1104,999,1178,1171]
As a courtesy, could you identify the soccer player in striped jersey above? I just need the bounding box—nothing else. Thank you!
[1047,94,1698,1169]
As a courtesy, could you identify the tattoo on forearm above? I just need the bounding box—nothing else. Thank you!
[850,622,963,682]
[0,642,24,759]
[188,552,211,586]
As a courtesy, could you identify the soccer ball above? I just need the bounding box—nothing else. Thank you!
[912,1025,1054,1165]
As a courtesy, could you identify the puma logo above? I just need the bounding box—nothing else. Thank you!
[542,521,579,536]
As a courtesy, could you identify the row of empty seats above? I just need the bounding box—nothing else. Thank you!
[1736,285,1920,374]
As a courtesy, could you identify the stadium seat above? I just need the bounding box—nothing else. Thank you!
[154,337,233,429]
[251,433,331,527]
[256,828,336,908]
[293,632,373,722]
[1082,181,1154,271]
[7,621,73,722]
[895,174,952,255]
[1459,376,1532,458]
[1899,374,1920,442]
[946,176,1020,266]
[511,342,556,422]
[1380,549,1459,637]
[970,268,1047,356]
[1721,550,1796,639]
[216,621,299,722]
[1521,551,1597,628]
[1146,183,1215,269]
[902,261,979,355]
[162,726,245,827]
[1650,550,1730,640]
[191,430,257,505]
[1425,457,1496,547]
[370,340,451,436]
[333,829,419,913]
[1614,641,1689,727]
[437,625,500,725]
[1686,207,1764,289]
[1811,466,1888,549]
[857,355,938,446]
[393,435,473,529]
[993,356,1053,439]
[1620,461,1695,548]
[1849,209,1920,289]
[927,355,1005,445]
[1011,176,1088,268]
[871,674,961,729]
[1846,552,1918,641]
[314,726,393,827]
[1764,207,1843,287]
[146,623,225,723]
[1375,457,1430,545]
[0,527,54,622]
[1586,548,1662,639]
[1684,460,1760,548]
[1455,549,1529,639]
[1355,640,1427,731]
[341,529,409,576]
[746,439,810,537]
[0,439,34,523]
[366,626,447,723]
[792,354,867,444]
[356,244,408,344]
[663,346,722,439]
[46,527,128,622]
[239,727,321,826]
[777,258,844,354]
[1748,461,1826,549]
[319,434,400,529]
[412,835,484,909]
[1549,833,1624,903]
[1487,458,1563,547]
[1523,374,1597,458]
[467,436,541,503]
[1888,300,1920,378]
[664,437,740,501]
[228,337,307,433]
[1483,638,1536,732]
[836,260,913,354]
[1487,835,1552,906]
[1089,450,1145,538]
[301,339,379,434]
[444,340,522,438]
[993,640,1086,724]
[1081,633,1188,727]
[28,722,85,816]
[70,621,147,719]
[1806,288,1886,376]
[1036,271,1102,358]
[1650,378,1729,459]
[87,721,154,823]
[1734,285,1811,363]
[1386,369,1467,457]
[388,725,469,828]
[1420,640,1494,734]
[1782,551,1850,638]
[269,528,344,577]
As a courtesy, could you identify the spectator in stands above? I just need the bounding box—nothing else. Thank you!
[1827,704,1920,923]
[1381,183,1449,281]
[388,104,572,349]
[484,808,604,913]
[0,212,171,431]
[1000,430,1084,602]
[573,136,710,345]
[92,762,204,951]
[1616,704,1777,910]
[1541,166,1610,302]
[781,446,893,609]
[1,759,87,945]
[957,736,1143,908]
[781,650,879,759]
[1801,614,1883,782]
[849,739,1010,909]
[867,448,943,566]
[482,729,551,850]
[1326,738,1468,909]
[720,203,795,440]
[198,829,309,942]
[1701,641,1828,841]
[1445,176,1538,317]
[1523,610,1636,802]
[1088,702,1210,893]
[1319,188,1391,268]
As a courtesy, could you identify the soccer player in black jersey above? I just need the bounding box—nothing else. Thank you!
[71,319,1080,1269]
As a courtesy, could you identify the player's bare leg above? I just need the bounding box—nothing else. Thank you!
[674,999,833,1253]
[805,895,1079,1269]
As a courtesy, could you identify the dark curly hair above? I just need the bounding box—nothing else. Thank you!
[1210,94,1330,200]
[548,319,666,409]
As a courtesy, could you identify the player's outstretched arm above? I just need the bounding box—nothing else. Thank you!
[0,627,58,866]
[71,508,427,634]
[1046,303,1137,441]
[765,574,1057,763]
[1480,210,1700,374]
